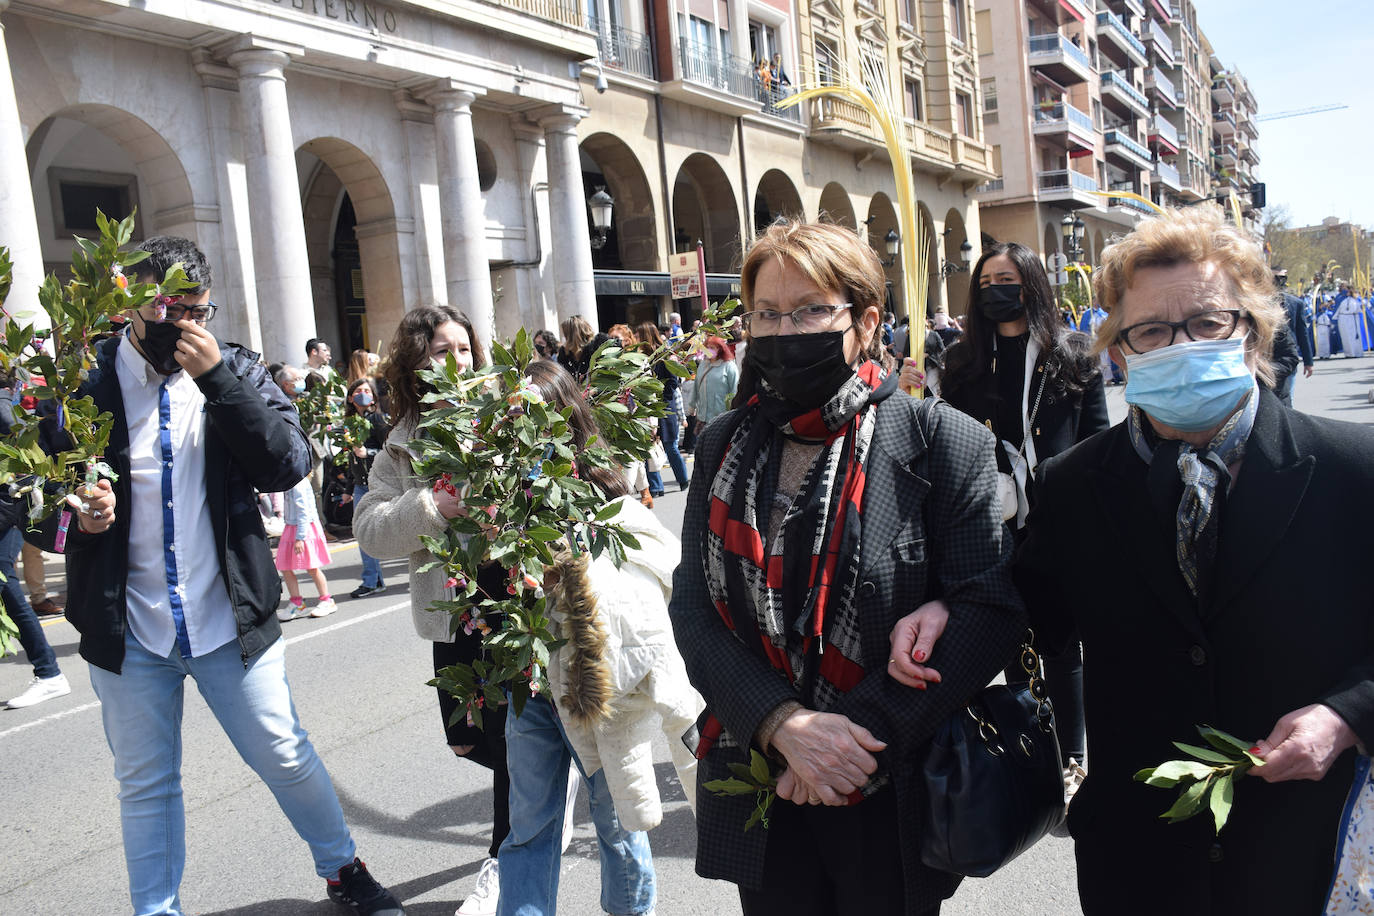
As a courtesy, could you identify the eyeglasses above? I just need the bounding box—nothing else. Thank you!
[741,303,853,335]
[146,295,218,324]
[1116,309,1246,353]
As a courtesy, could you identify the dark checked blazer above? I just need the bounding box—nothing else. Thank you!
[669,394,1026,914]
[1016,388,1374,915]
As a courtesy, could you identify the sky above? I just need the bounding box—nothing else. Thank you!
[1195,0,1374,229]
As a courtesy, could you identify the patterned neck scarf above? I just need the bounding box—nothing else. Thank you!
[704,361,897,711]
[1128,383,1258,596]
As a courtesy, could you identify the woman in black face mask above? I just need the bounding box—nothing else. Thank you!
[668,220,1025,916]
[937,240,1108,780]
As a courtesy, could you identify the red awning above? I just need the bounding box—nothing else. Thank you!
[1058,0,1085,21]
[1068,147,1094,159]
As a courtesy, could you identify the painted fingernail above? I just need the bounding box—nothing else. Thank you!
[1248,746,1261,754]
[912,649,926,662]
[914,681,926,690]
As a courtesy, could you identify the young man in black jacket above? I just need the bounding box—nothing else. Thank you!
[35,237,404,916]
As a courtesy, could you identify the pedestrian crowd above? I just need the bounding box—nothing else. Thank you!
[4,202,1373,916]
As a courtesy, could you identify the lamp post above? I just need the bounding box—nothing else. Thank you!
[940,239,973,278]
[587,185,614,251]
[1060,212,1085,264]
[882,228,900,267]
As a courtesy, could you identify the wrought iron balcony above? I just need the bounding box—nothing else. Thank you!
[588,17,654,80]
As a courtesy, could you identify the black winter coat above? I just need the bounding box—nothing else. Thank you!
[1016,390,1374,915]
[29,336,312,673]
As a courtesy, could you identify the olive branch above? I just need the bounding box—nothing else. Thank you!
[1135,725,1265,833]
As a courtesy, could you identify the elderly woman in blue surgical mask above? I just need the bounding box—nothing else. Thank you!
[891,203,1374,915]
[670,220,1024,916]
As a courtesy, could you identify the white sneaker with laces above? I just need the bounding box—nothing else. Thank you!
[455,857,499,916]
[278,600,307,622]
[6,674,71,709]
[311,597,338,618]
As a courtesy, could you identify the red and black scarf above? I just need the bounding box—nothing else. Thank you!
[704,360,896,712]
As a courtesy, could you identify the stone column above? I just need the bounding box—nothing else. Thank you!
[510,119,552,335]
[226,38,315,366]
[394,89,445,310]
[539,107,597,326]
[425,80,494,352]
[0,0,46,331]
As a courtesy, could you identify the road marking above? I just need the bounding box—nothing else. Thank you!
[2,598,410,740]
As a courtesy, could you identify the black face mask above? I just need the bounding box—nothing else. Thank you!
[746,330,856,410]
[135,321,184,375]
[978,283,1026,323]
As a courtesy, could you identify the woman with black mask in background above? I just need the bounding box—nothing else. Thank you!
[937,240,1109,786]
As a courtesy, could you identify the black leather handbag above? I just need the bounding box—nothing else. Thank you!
[919,636,1065,877]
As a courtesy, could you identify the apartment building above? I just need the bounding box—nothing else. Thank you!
[971,0,1260,270]
[1208,55,1261,233]
[973,0,1159,269]
[586,0,995,323]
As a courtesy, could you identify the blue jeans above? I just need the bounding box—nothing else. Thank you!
[89,631,356,916]
[352,483,383,587]
[0,527,59,679]
[658,413,689,489]
[497,694,655,916]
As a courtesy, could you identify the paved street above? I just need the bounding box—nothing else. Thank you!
[2,354,1370,916]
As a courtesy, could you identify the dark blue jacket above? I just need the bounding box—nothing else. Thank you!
[30,335,311,673]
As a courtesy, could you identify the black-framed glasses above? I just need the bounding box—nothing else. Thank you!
[148,298,218,324]
[1116,309,1246,353]
[741,303,853,335]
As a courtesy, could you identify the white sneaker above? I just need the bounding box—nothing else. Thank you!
[277,600,308,622]
[562,765,581,853]
[310,597,338,618]
[6,674,71,709]
[455,857,499,916]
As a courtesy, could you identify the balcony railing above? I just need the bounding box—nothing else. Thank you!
[759,84,802,123]
[1110,194,1156,215]
[814,95,872,132]
[1035,100,1096,135]
[1145,17,1174,63]
[1146,66,1175,102]
[497,0,583,28]
[1213,108,1236,128]
[976,177,1005,194]
[1101,70,1149,111]
[1105,128,1151,161]
[1038,169,1098,194]
[1154,160,1181,187]
[905,120,953,158]
[1029,32,1094,73]
[677,37,756,99]
[1095,10,1147,60]
[588,17,654,80]
[1150,114,1179,147]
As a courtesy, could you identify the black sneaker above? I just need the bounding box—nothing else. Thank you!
[327,858,405,915]
[350,583,386,599]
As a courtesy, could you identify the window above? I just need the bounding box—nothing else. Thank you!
[975,9,992,53]
[48,167,140,241]
[949,0,967,43]
[901,0,917,25]
[904,78,924,121]
[981,77,997,114]
[956,91,974,136]
[816,38,840,86]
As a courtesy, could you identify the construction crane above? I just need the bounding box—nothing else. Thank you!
[1257,104,1349,122]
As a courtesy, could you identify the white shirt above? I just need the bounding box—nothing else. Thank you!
[117,335,237,659]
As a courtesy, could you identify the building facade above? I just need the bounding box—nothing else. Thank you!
[2,0,994,369]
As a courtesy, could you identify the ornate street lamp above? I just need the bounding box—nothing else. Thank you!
[940,239,974,277]
[882,228,900,267]
[587,185,615,251]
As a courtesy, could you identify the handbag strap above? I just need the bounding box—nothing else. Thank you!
[966,630,1055,755]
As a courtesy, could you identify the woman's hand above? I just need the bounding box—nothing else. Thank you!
[352,445,368,459]
[887,600,949,688]
[1251,704,1358,783]
[898,357,926,394]
[293,540,306,559]
[769,709,886,805]
[68,479,116,534]
[432,485,466,520]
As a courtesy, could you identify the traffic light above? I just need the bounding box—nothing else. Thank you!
[1249,182,1266,210]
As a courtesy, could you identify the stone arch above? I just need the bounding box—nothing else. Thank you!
[918,201,940,317]
[1044,222,1061,268]
[865,193,902,317]
[580,132,659,272]
[753,169,804,235]
[1093,230,1106,268]
[298,137,403,356]
[817,182,856,230]
[672,153,740,274]
[943,207,971,322]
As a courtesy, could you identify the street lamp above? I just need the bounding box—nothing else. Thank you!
[1061,212,1085,263]
[882,228,900,267]
[588,185,615,251]
[940,240,974,277]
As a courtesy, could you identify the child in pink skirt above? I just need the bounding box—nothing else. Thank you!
[275,476,337,619]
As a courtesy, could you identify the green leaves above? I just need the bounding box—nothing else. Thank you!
[703,749,778,831]
[1134,725,1262,833]
[407,312,737,728]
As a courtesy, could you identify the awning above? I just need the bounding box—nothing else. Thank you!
[1058,0,1085,22]
[593,271,742,300]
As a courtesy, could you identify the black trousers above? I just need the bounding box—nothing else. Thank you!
[434,637,511,859]
[738,788,937,916]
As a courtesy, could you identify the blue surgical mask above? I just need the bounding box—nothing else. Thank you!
[1123,336,1253,432]
[291,379,305,396]
[352,390,374,407]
